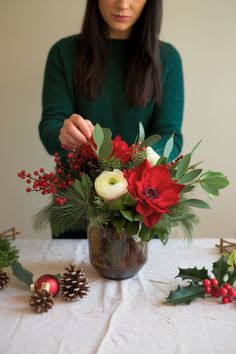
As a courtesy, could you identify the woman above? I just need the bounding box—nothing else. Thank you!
[39,0,184,238]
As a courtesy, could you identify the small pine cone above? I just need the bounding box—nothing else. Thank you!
[29,290,54,314]
[0,269,10,290]
[60,264,89,302]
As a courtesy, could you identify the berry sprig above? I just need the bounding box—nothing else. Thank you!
[166,252,236,305]
[202,278,236,304]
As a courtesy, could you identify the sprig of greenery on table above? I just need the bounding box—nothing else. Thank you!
[166,251,236,305]
[0,239,33,286]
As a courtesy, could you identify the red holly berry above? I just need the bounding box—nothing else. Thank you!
[219,287,228,297]
[204,286,211,294]
[222,296,230,304]
[223,283,232,291]
[228,288,236,298]
[210,278,218,288]
[203,279,211,287]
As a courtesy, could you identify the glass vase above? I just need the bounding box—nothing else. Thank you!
[87,223,148,280]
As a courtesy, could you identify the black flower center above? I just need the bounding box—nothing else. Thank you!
[143,187,158,200]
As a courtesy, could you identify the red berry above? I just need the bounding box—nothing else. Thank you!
[228,288,236,298]
[210,278,218,288]
[34,171,39,176]
[203,279,211,287]
[205,286,211,294]
[26,188,31,192]
[223,283,232,291]
[219,287,228,297]
[222,296,229,304]
[39,168,44,173]
[26,179,31,184]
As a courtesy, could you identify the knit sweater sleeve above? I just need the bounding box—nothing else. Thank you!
[39,40,76,155]
[150,42,184,161]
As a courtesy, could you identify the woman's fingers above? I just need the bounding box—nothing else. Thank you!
[59,114,94,146]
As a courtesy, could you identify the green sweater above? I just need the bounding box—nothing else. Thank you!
[39,35,184,161]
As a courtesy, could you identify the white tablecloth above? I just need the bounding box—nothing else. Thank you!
[0,238,235,354]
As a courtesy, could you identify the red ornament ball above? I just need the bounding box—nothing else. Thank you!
[35,274,60,297]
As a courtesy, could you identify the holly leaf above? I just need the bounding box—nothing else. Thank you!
[11,261,34,286]
[212,255,229,285]
[165,283,205,305]
[176,266,208,283]
[227,270,236,286]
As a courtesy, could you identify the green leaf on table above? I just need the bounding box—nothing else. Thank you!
[163,134,174,159]
[212,255,229,285]
[140,134,161,148]
[176,154,191,179]
[227,249,236,270]
[0,239,19,268]
[178,169,202,183]
[180,199,210,209]
[176,266,208,283]
[11,261,34,286]
[227,270,236,286]
[165,283,205,305]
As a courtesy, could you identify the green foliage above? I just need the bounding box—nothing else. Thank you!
[200,171,230,197]
[140,134,161,148]
[212,255,229,286]
[166,250,236,305]
[166,283,205,305]
[34,175,93,236]
[0,239,19,268]
[176,266,208,283]
[11,261,34,286]
[93,124,113,160]
[163,134,174,159]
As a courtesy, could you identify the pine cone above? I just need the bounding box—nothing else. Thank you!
[0,269,10,289]
[29,290,54,313]
[60,264,89,302]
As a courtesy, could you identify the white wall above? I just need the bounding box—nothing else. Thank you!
[0,0,235,239]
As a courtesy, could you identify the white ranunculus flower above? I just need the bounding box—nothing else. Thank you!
[95,169,128,201]
[146,147,160,166]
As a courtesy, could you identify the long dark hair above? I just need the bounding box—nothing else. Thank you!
[74,0,163,107]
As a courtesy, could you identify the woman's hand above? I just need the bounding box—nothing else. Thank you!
[59,114,94,146]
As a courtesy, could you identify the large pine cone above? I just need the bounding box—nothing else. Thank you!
[60,264,89,302]
[0,269,10,289]
[29,290,54,313]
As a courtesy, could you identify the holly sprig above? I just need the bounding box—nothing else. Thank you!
[166,252,236,305]
[0,239,33,286]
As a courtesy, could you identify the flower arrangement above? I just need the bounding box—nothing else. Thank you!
[18,123,229,244]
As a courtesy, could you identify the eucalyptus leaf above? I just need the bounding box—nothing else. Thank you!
[120,209,135,222]
[190,140,202,155]
[98,128,113,160]
[180,199,210,209]
[138,122,145,142]
[112,217,125,234]
[93,123,104,151]
[176,154,191,179]
[163,134,174,159]
[140,134,161,148]
[178,169,203,183]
